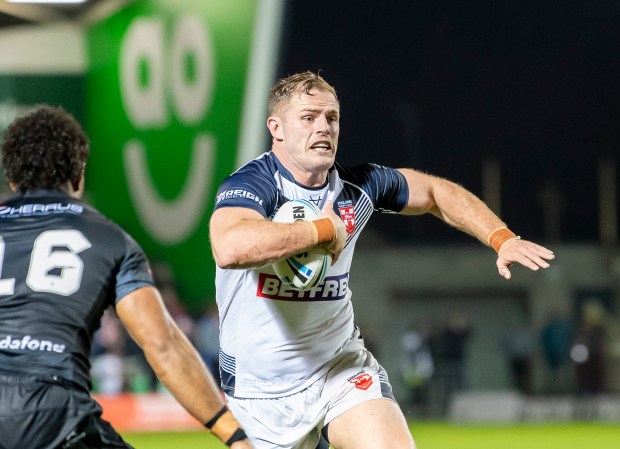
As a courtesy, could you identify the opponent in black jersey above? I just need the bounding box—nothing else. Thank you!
[0,106,253,449]
[209,72,555,449]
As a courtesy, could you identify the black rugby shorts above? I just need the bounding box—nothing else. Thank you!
[0,373,133,449]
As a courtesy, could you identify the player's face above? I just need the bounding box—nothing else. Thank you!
[269,89,340,185]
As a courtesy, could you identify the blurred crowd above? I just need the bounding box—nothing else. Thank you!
[399,313,471,416]
[399,299,620,417]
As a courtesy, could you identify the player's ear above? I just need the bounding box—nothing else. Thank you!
[267,116,284,141]
[70,164,86,197]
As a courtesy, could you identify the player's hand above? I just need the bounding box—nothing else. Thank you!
[230,439,256,449]
[496,238,555,279]
[321,200,347,263]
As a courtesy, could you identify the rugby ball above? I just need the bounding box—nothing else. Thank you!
[271,199,332,291]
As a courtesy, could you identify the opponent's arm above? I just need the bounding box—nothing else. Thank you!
[396,168,554,279]
[209,204,345,269]
[116,287,254,449]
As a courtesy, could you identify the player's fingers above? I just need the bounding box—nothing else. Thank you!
[330,252,339,264]
[529,253,552,268]
[498,264,512,280]
[322,200,334,215]
[530,243,555,259]
[498,245,539,270]
[503,239,553,254]
[519,244,554,268]
[496,258,513,279]
[321,201,346,235]
[320,202,346,261]
[497,240,554,279]
[502,241,554,267]
[514,251,549,271]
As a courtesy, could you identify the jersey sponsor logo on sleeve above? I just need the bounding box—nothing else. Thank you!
[216,189,264,205]
[0,203,83,217]
[348,370,373,390]
[256,272,349,301]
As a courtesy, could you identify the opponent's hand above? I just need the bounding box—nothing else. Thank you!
[496,238,555,279]
[230,439,256,449]
[321,201,347,263]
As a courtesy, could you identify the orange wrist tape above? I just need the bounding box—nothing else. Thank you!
[487,227,518,253]
[313,218,336,244]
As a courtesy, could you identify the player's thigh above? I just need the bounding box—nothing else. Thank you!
[326,398,415,449]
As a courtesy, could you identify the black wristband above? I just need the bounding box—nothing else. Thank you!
[225,428,248,446]
[204,405,228,429]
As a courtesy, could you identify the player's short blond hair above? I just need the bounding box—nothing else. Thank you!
[268,71,338,115]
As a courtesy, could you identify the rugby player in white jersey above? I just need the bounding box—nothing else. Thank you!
[209,71,554,449]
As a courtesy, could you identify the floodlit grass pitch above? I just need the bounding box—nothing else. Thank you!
[124,422,620,449]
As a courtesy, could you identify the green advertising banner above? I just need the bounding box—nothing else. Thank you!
[86,0,283,310]
[1,23,86,198]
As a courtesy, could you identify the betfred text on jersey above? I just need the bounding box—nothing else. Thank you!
[257,272,349,301]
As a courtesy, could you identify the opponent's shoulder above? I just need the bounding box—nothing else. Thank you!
[74,203,146,255]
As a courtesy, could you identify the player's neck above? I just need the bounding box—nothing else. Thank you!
[271,147,329,188]
[58,179,84,199]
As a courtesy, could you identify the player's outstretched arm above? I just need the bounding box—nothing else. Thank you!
[116,287,255,448]
[396,168,554,279]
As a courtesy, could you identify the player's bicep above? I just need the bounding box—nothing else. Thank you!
[116,286,173,350]
[209,207,266,266]
[396,168,438,215]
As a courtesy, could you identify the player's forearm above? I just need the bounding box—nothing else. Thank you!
[144,324,250,446]
[212,219,320,269]
[144,323,224,422]
[430,179,507,246]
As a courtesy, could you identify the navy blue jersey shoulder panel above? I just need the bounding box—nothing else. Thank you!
[214,152,280,217]
[335,162,409,212]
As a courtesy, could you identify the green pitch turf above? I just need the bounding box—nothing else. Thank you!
[123,421,620,448]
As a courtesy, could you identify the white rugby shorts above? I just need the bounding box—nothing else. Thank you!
[226,328,396,449]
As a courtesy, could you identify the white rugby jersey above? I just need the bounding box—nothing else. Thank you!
[213,151,408,398]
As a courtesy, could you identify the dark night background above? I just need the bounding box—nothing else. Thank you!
[277,0,620,245]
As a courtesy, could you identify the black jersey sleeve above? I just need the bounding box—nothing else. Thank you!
[114,231,154,303]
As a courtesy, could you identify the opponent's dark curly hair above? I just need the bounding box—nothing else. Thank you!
[1,105,90,192]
